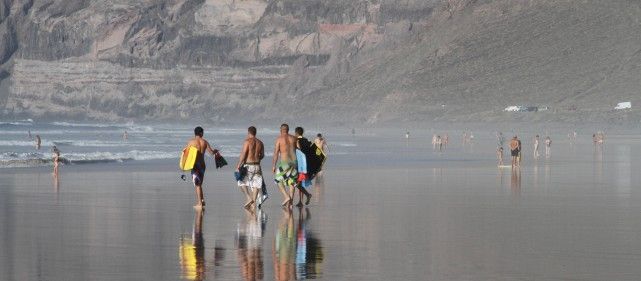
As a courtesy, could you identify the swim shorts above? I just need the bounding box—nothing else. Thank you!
[274,160,298,187]
[191,160,206,186]
[237,164,263,190]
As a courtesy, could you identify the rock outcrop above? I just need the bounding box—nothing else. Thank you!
[0,0,640,124]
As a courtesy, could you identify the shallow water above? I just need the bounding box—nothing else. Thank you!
[1,129,640,280]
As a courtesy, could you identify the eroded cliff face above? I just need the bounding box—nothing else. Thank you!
[1,0,640,124]
[0,0,393,122]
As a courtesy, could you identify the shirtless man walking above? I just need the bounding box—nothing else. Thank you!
[510,136,520,168]
[184,126,217,208]
[236,126,265,209]
[272,124,298,207]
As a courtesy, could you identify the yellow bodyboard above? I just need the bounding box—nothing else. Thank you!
[180,146,199,171]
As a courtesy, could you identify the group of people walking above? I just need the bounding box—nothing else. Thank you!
[184,124,327,210]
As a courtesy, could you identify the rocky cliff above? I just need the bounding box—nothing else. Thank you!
[1,0,640,124]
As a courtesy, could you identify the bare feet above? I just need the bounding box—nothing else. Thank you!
[296,201,303,207]
[281,198,292,207]
[305,194,312,205]
[193,204,204,210]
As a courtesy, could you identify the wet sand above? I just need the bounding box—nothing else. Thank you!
[1,132,641,280]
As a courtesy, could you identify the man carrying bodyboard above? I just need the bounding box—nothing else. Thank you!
[181,126,218,209]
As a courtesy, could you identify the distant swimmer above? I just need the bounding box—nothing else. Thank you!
[534,135,540,159]
[35,135,41,150]
[436,135,442,152]
[351,128,356,136]
[509,136,520,168]
[52,146,60,175]
[405,131,410,139]
[497,147,504,166]
[28,130,32,139]
[184,126,218,208]
[123,130,128,141]
[545,136,552,158]
[272,124,298,207]
[236,126,265,210]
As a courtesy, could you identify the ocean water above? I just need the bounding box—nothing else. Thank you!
[1,121,360,168]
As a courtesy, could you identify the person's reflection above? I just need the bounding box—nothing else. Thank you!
[180,209,206,281]
[53,173,60,203]
[52,172,60,192]
[593,143,604,183]
[295,207,324,279]
[273,208,295,281]
[312,174,324,204]
[236,209,266,281]
[511,168,521,197]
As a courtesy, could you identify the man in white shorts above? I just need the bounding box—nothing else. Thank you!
[237,126,265,209]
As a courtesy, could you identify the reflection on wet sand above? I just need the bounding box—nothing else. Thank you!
[52,173,60,192]
[180,209,206,281]
[312,174,325,204]
[511,168,521,197]
[236,209,266,281]
[593,144,604,184]
[295,208,324,279]
[273,209,296,281]
[273,207,324,281]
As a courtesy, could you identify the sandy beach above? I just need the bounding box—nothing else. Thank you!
[1,129,641,280]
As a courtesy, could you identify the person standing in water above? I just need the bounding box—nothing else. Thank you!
[443,133,449,150]
[497,147,504,166]
[533,135,540,159]
[35,135,41,150]
[123,130,128,141]
[545,136,552,158]
[184,126,218,208]
[432,134,438,151]
[52,146,61,176]
[272,124,298,207]
[236,126,265,209]
[509,136,520,168]
[516,136,522,164]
